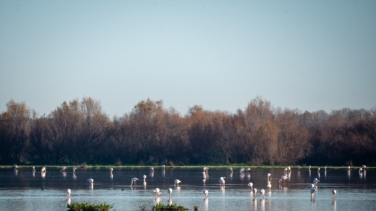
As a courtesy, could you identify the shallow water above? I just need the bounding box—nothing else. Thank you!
[0,167,375,211]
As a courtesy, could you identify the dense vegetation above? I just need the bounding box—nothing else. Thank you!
[0,97,375,166]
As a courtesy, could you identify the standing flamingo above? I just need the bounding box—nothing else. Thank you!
[154,188,162,196]
[260,189,265,199]
[203,190,209,198]
[66,189,71,198]
[168,188,172,198]
[248,182,253,189]
[218,177,225,186]
[332,189,337,200]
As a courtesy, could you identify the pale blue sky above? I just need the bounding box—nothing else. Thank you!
[1,0,375,118]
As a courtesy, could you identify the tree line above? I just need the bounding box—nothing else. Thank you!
[0,97,375,166]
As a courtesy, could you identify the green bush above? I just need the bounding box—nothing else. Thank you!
[67,202,113,211]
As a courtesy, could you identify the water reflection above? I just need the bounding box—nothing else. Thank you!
[1,168,376,211]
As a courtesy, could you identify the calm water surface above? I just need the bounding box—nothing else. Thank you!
[0,167,375,211]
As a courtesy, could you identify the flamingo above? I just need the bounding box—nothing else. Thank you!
[347,166,351,170]
[154,188,162,196]
[313,178,319,189]
[362,165,367,170]
[253,188,257,198]
[267,173,272,182]
[143,175,147,184]
[202,172,206,179]
[287,166,291,174]
[260,189,265,199]
[308,166,311,171]
[218,177,225,186]
[279,174,288,185]
[248,182,253,189]
[246,168,251,172]
[73,167,77,173]
[32,166,36,172]
[61,167,66,172]
[332,189,337,199]
[41,167,46,173]
[87,178,94,185]
[110,168,113,173]
[13,164,18,170]
[161,165,166,171]
[267,181,272,188]
[130,177,138,186]
[66,189,71,198]
[150,167,154,172]
[229,167,233,174]
[168,188,173,198]
[174,179,181,186]
[310,184,316,198]
[359,168,364,173]
[203,190,209,198]
[324,166,327,171]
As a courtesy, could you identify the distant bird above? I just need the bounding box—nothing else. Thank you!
[317,167,321,172]
[87,178,94,185]
[150,167,154,173]
[347,166,351,171]
[332,189,337,199]
[229,167,233,174]
[240,168,245,174]
[161,165,166,170]
[253,188,257,197]
[313,178,319,189]
[61,167,66,172]
[246,168,251,172]
[168,188,173,198]
[248,182,253,189]
[310,184,316,198]
[284,168,288,174]
[13,164,18,170]
[174,179,181,186]
[287,166,291,174]
[73,167,77,173]
[203,190,209,198]
[297,165,301,170]
[202,172,206,179]
[359,168,364,173]
[130,177,138,186]
[324,166,327,171]
[32,166,36,172]
[218,177,225,186]
[267,173,272,182]
[143,175,147,184]
[308,166,311,171]
[279,174,288,185]
[41,167,46,173]
[110,168,113,173]
[154,188,162,196]
[260,189,265,199]
[362,165,367,171]
[66,189,71,198]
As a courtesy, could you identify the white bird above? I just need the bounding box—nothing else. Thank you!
[73,167,77,173]
[150,167,154,172]
[332,189,337,199]
[267,181,271,188]
[310,184,316,198]
[253,188,257,197]
[174,179,181,186]
[161,165,166,170]
[267,173,272,182]
[41,167,46,173]
[154,188,162,196]
[32,166,36,172]
[66,189,71,198]
[260,189,265,199]
[203,190,209,198]
[168,188,173,198]
[359,168,364,173]
[248,182,253,189]
[246,168,251,172]
[87,178,94,184]
[110,168,113,173]
[287,166,291,174]
[218,177,225,186]
[202,172,206,179]
[362,165,367,170]
[13,164,18,170]
[143,175,147,183]
[61,167,66,172]
[279,174,288,185]
[130,177,138,186]
[313,178,319,189]
[240,168,245,174]
[347,166,351,170]
[229,167,233,174]
[308,166,311,171]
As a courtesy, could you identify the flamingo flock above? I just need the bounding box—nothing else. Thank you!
[10,164,371,207]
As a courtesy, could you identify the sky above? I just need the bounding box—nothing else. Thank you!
[1,0,375,118]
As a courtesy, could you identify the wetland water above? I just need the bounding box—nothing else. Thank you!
[0,167,375,211]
